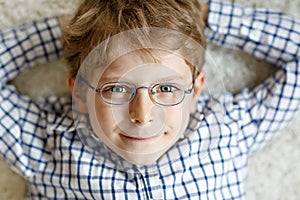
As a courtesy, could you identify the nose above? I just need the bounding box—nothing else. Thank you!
[129,89,154,126]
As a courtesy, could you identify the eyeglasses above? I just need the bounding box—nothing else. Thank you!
[80,77,194,106]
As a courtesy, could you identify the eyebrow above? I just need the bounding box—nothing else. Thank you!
[155,76,187,83]
[99,75,187,83]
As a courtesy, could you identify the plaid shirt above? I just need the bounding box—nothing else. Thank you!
[1,1,299,199]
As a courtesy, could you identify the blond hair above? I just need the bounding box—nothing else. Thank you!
[62,0,207,79]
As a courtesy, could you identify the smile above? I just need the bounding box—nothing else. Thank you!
[120,132,164,142]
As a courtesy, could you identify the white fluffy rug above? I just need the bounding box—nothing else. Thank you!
[0,0,299,199]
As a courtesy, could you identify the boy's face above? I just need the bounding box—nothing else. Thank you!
[69,51,205,165]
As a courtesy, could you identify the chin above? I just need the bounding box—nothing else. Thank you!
[120,150,165,166]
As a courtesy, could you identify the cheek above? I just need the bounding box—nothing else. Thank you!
[164,107,182,129]
[92,96,116,135]
[164,102,191,133]
[176,97,194,130]
[97,107,113,130]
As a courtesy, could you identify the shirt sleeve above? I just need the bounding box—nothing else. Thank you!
[0,17,63,84]
[205,0,300,154]
[0,18,64,176]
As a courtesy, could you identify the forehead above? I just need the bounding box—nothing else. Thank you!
[100,50,192,83]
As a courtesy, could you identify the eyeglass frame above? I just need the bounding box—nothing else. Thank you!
[79,75,194,106]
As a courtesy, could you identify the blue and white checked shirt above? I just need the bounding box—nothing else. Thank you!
[1,1,300,199]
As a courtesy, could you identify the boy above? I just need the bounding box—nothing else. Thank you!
[0,0,299,200]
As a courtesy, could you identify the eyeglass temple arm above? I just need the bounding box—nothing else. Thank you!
[78,75,97,91]
[185,81,195,94]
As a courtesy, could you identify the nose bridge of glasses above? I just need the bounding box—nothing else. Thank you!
[134,85,154,100]
[136,86,152,91]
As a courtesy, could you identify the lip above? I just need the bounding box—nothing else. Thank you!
[120,132,163,142]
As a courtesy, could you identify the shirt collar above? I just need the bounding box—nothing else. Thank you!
[47,107,76,132]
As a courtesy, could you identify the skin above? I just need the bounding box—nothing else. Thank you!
[67,51,205,165]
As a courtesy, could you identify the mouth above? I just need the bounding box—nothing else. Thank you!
[120,132,165,142]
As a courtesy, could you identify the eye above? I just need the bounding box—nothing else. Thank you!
[110,85,127,93]
[160,85,172,92]
[156,84,180,93]
[102,83,133,94]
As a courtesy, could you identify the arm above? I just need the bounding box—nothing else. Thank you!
[0,18,63,84]
[0,17,64,175]
[205,0,299,65]
[205,0,300,154]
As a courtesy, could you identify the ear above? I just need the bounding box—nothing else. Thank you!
[67,78,88,113]
[190,70,205,113]
[193,70,205,97]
